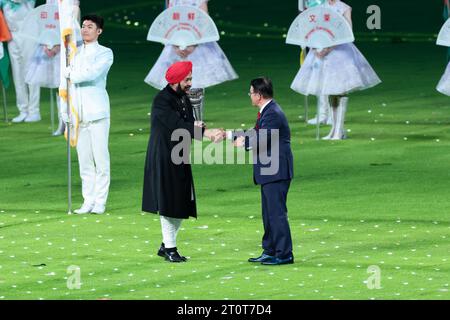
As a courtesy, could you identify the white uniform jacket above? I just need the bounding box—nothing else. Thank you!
[70,41,114,122]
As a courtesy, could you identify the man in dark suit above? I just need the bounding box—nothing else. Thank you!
[233,77,294,265]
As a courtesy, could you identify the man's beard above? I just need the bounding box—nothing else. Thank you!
[176,84,191,94]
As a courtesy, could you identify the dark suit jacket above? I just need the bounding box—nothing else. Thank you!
[243,100,294,185]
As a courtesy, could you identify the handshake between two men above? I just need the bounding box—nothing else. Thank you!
[194,121,245,147]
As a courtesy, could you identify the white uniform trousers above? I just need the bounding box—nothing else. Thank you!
[160,216,183,249]
[76,118,110,207]
[8,34,40,116]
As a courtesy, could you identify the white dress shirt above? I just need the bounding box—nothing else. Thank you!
[259,99,273,115]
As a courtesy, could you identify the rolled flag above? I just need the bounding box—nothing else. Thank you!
[58,0,80,147]
[0,9,11,88]
[0,9,11,42]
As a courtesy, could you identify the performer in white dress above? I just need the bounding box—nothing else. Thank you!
[291,0,381,140]
[298,0,331,126]
[144,0,238,119]
[1,0,41,123]
[25,0,80,135]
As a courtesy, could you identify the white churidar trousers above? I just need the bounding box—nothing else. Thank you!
[160,216,183,249]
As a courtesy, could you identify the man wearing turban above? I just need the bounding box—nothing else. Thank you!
[142,61,224,263]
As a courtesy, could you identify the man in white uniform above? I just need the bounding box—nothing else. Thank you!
[2,0,41,122]
[64,14,114,214]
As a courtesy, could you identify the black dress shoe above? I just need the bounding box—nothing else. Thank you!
[261,256,294,265]
[165,250,187,263]
[248,253,274,263]
[157,243,166,258]
[158,243,187,261]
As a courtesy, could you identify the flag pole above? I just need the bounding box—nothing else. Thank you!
[2,83,7,122]
[316,99,320,140]
[64,34,72,215]
[304,95,309,124]
[299,4,309,124]
[299,44,309,124]
[50,88,55,134]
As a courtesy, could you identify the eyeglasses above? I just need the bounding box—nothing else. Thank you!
[248,92,260,97]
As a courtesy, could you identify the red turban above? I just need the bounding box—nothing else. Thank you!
[165,61,193,84]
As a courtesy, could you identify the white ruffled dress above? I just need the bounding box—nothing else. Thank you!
[144,0,238,89]
[290,1,381,96]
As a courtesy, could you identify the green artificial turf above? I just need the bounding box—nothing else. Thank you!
[0,0,449,300]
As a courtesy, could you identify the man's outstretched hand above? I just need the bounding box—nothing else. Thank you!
[204,128,226,143]
[233,136,245,147]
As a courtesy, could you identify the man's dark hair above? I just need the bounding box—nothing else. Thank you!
[81,14,105,30]
[250,77,273,99]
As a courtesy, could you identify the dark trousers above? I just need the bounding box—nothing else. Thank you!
[260,180,293,259]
